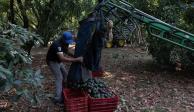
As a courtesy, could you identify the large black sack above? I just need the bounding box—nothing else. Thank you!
[67,17,96,83]
[67,10,106,83]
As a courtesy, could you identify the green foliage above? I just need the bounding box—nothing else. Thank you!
[146,36,173,65]
[133,0,158,14]
[180,0,194,4]
[0,0,9,12]
[184,8,194,26]
[29,0,97,46]
[0,0,97,46]
[0,23,44,104]
[170,47,194,70]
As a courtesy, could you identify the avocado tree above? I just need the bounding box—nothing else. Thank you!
[0,0,97,54]
[0,23,44,106]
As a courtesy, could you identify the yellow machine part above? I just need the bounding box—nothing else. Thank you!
[105,39,126,48]
[117,39,126,47]
[105,41,113,48]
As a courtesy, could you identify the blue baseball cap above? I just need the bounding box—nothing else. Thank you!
[63,31,74,44]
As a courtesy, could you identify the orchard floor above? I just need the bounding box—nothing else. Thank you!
[6,46,194,112]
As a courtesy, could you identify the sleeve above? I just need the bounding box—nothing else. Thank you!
[53,43,63,54]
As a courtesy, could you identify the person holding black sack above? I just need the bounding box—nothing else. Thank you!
[46,31,83,104]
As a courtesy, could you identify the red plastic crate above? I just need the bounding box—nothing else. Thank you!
[92,70,104,77]
[88,93,119,112]
[63,89,88,112]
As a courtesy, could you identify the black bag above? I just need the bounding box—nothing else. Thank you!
[67,10,106,83]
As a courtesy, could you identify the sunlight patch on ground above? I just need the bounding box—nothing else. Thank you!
[103,71,113,78]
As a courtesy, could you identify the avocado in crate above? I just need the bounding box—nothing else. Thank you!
[81,78,119,112]
[66,78,119,112]
[83,78,114,98]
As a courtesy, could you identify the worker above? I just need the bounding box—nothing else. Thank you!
[46,31,83,104]
[107,20,113,41]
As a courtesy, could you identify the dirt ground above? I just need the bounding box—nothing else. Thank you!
[7,46,194,112]
[100,47,194,112]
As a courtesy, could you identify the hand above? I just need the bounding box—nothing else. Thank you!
[77,57,83,63]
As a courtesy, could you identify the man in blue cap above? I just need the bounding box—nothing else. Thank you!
[46,31,83,104]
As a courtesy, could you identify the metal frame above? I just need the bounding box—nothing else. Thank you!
[96,0,194,51]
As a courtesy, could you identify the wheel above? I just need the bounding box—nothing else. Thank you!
[105,41,113,48]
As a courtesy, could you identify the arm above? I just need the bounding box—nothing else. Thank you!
[66,45,75,57]
[57,52,82,62]
[66,50,74,57]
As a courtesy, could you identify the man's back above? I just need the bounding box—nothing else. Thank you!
[46,40,66,63]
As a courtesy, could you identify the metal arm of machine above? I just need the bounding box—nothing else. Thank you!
[97,0,194,51]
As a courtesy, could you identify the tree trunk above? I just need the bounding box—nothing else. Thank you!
[21,40,34,55]
[9,0,15,24]
[16,0,33,54]
[16,0,29,29]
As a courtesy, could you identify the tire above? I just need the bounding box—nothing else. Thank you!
[105,41,113,48]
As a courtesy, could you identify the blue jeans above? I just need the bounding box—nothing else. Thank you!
[48,61,67,101]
